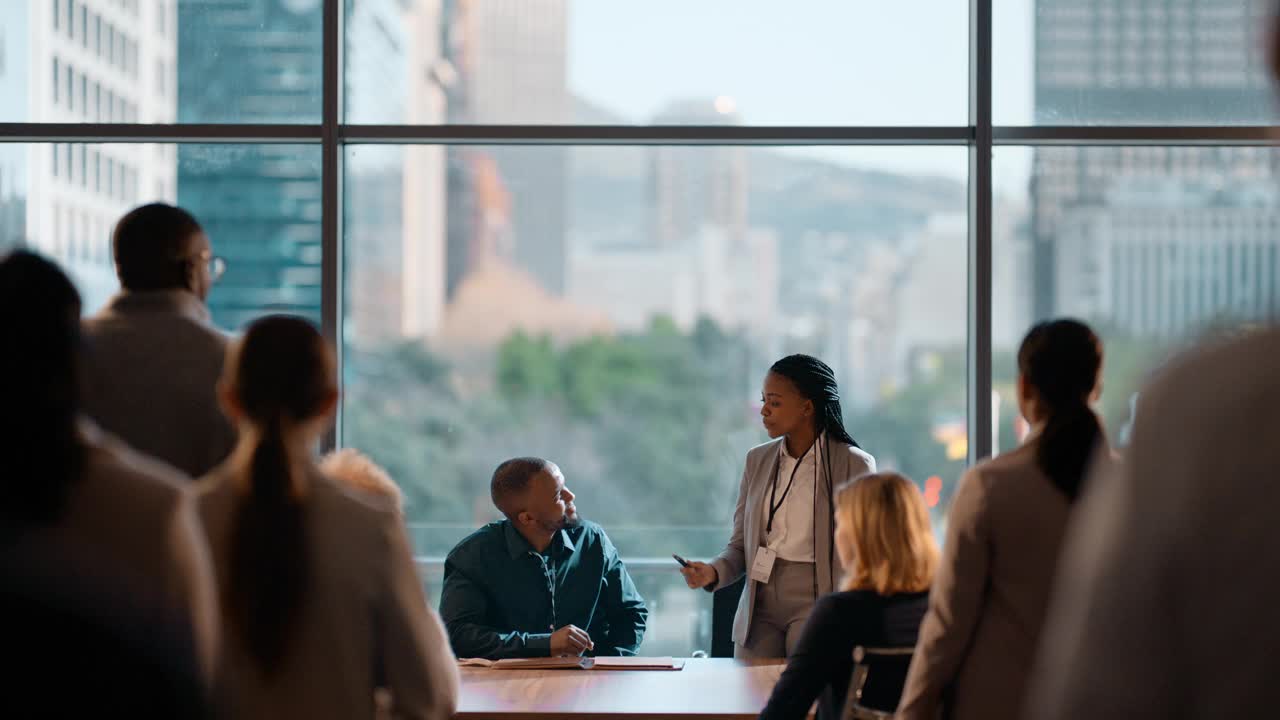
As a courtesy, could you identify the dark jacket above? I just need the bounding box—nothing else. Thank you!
[760,589,929,720]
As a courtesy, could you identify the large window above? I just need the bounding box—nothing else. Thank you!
[4,0,1279,655]
[342,144,968,653]
[993,145,1280,452]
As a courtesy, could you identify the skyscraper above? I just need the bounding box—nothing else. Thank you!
[650,99,748,248]
[397,0,450,339]
[177,0,416,332]
[440,0,568,299]
[177,0,324,330]
[1,0,177,311]
[1053,177,1280,336]
[1031,0,1280,327]
[344,0,450,344]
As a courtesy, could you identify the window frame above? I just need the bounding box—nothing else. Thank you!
[2,0,1279,463]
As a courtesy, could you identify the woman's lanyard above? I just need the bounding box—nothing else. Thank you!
[767,440,813,534]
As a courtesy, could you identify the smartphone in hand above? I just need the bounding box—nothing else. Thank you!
[672,553,691,568]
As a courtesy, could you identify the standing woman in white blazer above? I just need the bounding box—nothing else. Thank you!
[680,354,876,658]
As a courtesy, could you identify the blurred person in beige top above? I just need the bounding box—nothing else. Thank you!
[81,203,235,478]
[0,251,219,688]
[195,315,457,720]
[1025,327,1280,720]
[898,319,1110,720]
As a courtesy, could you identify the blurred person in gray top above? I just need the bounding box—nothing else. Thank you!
[1024,11,1280,719]
[81,203,235,478]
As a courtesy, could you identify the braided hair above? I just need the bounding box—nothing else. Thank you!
[768,354,859,448]
[768,353,862,593]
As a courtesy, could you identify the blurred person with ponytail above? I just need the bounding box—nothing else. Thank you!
[897,319,1109,720]
[680,354,876,658]
[195,315,457,720]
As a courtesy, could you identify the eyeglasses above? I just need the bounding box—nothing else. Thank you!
[184,250,227,284]
[207,255,227,284]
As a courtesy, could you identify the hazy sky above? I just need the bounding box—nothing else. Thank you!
[568,0,1036,193]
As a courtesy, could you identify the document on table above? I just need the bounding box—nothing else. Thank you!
[457,656,685,671]
[457,657,595,670]
[590,657,685,671]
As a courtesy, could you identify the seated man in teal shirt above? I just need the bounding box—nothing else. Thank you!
[440,457,649,659]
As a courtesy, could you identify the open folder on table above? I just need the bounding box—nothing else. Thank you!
[457,657,685,671]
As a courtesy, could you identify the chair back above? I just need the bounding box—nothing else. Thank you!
[841,645,914,720]
[710,577,744,658]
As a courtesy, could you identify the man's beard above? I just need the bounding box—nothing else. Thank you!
[542,511,580,534]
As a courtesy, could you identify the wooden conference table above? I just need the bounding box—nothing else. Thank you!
[457,657,806,720]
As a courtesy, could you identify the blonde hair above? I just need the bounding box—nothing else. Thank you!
[837,472,939,595]
[319,449,403,512]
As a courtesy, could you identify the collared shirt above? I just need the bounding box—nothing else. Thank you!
[439,519,648,660]
[80,290,235,478]
[762,434,825,562]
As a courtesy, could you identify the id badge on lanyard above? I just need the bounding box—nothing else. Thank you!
[750,546,778,584]
[757,441,813,584]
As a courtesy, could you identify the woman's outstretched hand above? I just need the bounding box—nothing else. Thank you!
[681,561,718,590]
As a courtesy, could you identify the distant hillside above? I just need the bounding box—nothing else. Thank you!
[568,95,966,248]
[747,150,965,239]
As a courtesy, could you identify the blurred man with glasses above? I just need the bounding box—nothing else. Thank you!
[81,203,236,478]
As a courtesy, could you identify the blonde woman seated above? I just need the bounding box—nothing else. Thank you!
[759,472,938,720]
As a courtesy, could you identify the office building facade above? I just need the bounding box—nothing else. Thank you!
[1031,0,1279,328]
[1,0,177,311]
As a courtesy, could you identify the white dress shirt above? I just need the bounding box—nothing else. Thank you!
[761,434,825,562]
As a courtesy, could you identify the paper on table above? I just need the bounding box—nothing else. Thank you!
[589,657,685,671]
[458,657,595,670]
[458,656,683,670]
